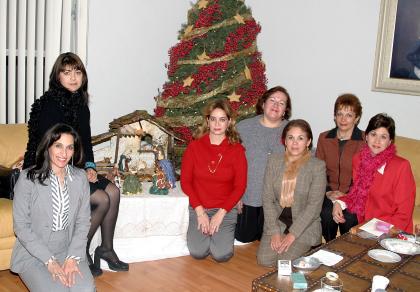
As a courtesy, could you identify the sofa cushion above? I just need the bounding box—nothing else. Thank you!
[0,124,28,169]
[0,198,14,238]
[395,136,420,206]
[413,205,420,227]
[0,249,13,271]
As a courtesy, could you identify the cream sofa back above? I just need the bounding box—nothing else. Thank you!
[0,124,28,169]
[395,136,420,207]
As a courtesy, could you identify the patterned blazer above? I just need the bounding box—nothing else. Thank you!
[11,167,91,273]
[262,154,326,247]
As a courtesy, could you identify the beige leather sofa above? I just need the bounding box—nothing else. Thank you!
[395,136,420,228]
[0,124,27,270]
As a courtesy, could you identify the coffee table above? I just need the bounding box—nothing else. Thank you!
[252,233,420,291]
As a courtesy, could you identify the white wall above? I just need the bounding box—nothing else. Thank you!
[87,0,420,141]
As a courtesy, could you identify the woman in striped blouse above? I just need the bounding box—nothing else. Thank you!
[23,53,127,276]
[11,124,95,291]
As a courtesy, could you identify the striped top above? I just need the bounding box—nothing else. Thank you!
[50,165,73,231]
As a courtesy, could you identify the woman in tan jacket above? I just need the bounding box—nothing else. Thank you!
[257,120,326,267]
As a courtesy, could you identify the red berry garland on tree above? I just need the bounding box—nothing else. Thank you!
[154,0,267,143]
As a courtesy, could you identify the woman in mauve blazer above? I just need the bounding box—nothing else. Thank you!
[11,124,95,292]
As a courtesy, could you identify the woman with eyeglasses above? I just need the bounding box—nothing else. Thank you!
[235,86,291,244]
[315,94,365,241]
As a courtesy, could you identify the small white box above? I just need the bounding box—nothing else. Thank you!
[278,260,292,276]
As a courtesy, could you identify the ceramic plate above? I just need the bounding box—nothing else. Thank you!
[292,256,321,271]
[380,238,420,255]
[368,249,401,263]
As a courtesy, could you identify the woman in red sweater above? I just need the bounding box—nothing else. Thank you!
[333,113,416,233]
[181,99,247,262]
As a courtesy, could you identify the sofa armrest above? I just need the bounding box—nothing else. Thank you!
[0,198,14,238]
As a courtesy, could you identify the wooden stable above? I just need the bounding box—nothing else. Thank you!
[91,110,186,181]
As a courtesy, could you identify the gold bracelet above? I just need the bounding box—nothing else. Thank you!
[197,212,206,217]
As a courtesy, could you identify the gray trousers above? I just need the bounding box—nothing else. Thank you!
[187,206,237,262]
[256,233,311,267]
[19,230,95,292]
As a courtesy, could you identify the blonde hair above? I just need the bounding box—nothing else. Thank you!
[193,99,241,144]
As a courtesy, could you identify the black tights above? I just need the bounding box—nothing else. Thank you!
[87,183,121,260]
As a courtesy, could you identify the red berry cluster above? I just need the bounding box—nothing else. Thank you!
[162,81,187,99]
[230,54,267,111]
[194,2,221,28]
[168,40,194,76]
[154,106,166,117]
[224,20,261,54]
[172,126,193,143]
[191,61,229,94]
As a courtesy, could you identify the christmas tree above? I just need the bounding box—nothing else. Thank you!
[154,0,267,142]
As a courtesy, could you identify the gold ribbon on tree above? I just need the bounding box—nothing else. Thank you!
[157,70,249,108]
[178,42,256,65]
[181,14,253,40]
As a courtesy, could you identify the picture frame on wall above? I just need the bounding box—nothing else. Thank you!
[372,0,420,96]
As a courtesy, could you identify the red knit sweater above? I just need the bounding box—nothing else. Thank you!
[180,134,247,212]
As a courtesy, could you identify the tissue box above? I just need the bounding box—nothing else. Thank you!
[291,272,307,289]
[278,260,292,276]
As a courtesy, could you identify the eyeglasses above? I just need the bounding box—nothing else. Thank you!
[335,112,356,119]
[266,98,286,107]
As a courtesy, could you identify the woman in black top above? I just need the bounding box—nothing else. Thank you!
[23,52,128,276]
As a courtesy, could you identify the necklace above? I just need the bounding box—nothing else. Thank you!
[208,153,223,174]
[337,131,350,141]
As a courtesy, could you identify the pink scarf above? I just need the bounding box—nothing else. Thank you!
[346,144,396,222]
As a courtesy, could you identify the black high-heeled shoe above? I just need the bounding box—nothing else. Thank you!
[86,249,103,277]
[94,246,129,272]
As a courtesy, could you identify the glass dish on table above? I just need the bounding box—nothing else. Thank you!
[380,238,420,255]
[292,256,321,271]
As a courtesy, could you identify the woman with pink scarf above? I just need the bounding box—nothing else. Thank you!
[332,113,416,233]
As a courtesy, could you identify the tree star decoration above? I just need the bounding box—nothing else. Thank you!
[227,91,241,102]
[233,13,245,24]
[184,25,194,36]
[244,65,252,80]
[183,76,194,87]
[197,51,211,61]
[198,0,209,9]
